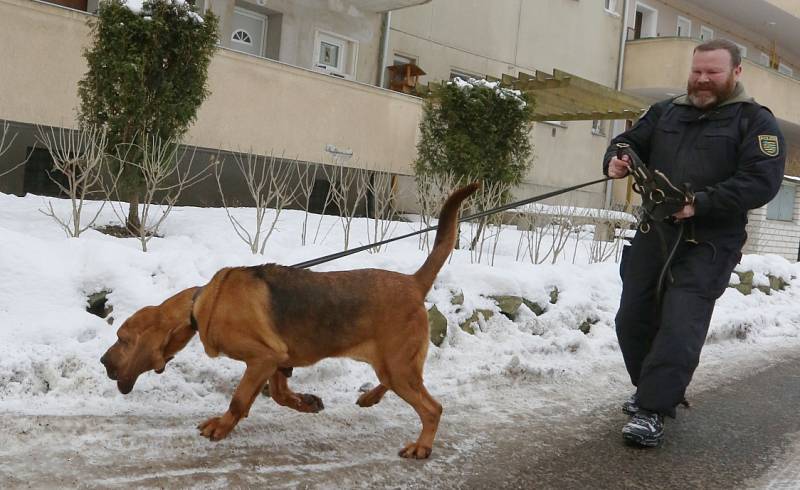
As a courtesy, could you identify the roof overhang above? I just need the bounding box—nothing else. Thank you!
[497,69,649,121]
[347,0,431,13]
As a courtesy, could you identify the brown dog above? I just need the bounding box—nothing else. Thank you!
[101,183,478,459]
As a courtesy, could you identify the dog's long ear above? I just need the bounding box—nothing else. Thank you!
[154,287,200,372]
[163,323,196,358]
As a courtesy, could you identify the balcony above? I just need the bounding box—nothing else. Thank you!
[622,37,800,128]
[0,0,423,184]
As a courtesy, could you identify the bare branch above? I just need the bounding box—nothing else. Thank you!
[215,149,301,255]
[35,125,109,237]
[0,121,32,179]
[122,134,213,252]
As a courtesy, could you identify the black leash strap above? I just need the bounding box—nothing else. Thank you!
[291,176,611,269]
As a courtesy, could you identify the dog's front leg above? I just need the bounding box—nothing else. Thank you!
[198,360,275,441]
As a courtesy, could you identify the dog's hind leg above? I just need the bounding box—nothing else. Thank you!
[267,371,325,413]
[390,371,442,459]
[385,316,442,459]
[356,383,388,407]
[198,359,276,441]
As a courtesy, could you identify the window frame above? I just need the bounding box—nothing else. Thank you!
[676,16,691,38]
[766,183,795,222]
[312,30,359,80]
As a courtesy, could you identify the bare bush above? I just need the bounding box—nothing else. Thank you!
[514,202,578,265]
[324,163,370,251]
[0,121,30,179]
[468,180,511,265]
[515,210,553,265]
[105,135,211,252]
[294,162,319,246]
[365,170,399,253]
[37,125,112,237]
[215,151,301,255]
[414,172,458,253]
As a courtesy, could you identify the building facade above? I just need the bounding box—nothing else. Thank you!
[1,0,799,257]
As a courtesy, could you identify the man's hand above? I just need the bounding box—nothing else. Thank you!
[608,155,631,179]
[673,204,695,220]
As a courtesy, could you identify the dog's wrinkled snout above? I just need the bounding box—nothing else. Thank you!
[100,351,118,380]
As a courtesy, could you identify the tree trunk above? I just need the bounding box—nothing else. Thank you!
[127,192,141,235]
[470,217,487,251]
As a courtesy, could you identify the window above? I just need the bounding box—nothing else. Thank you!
[699,26,713,41]
[604,0,617,13]
[729,40,747,59]
[230,7,267,57]
[676,16,691,38]
[760,52,771,67]
[633,2,658,39]
[231,29,252,46]
[449,69,482,81]
[394,54,416,67]
[591,120,606,136]
[767,184,795,221]
[319,41,341,69]
[313,30,358,80]
[779,63,794,77]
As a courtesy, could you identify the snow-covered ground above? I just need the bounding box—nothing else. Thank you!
[2,190,798,417]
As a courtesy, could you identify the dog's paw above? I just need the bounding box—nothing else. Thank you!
[297,393,324,413]
[398,442,432,459]
[356,391,381,407]
[197,416,235,441]
[356,385,387,407]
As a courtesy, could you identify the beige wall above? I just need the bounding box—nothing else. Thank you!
[623,38,800,125]
[765,0,800,18]
[0,0,421,182]
[192,49,421,173]
[389,0,625,206]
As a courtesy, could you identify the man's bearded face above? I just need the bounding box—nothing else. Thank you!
[687,49,741,110]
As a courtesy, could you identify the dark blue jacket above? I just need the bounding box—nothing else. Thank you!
[603,83,786,239]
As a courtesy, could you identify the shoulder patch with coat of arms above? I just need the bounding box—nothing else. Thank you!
[758,135,779,157]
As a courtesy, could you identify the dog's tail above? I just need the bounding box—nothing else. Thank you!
[413,182,480,291]
[192,267,234,357]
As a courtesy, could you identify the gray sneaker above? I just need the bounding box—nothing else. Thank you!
[622,393,639,416]
[622,410,664,447]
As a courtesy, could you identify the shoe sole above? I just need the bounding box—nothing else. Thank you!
[622,430,663,447]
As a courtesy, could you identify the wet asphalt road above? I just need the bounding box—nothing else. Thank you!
[3,350,800,489]
[460,352,800,489]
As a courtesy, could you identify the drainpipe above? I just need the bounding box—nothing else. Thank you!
[605,0,631,209]
[377,11,392,88]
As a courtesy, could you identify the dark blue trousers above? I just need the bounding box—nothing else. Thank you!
[616,224,744,417]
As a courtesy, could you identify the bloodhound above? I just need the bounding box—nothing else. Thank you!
[101,182,479,459]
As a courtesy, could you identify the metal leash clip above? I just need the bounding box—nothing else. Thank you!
[615,143,694,233]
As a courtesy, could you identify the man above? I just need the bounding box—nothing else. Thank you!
[603,39,785,447]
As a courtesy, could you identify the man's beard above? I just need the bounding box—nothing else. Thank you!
[687,74,736,109]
